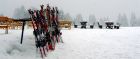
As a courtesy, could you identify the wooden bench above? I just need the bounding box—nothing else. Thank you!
[59,20,72,30]
[0,16,10,34]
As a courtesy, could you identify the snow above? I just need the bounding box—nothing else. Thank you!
[0,27,140,59]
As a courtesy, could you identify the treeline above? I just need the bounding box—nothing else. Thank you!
[1,6,140,27]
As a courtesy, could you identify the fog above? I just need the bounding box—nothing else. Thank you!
[0,0,140,20]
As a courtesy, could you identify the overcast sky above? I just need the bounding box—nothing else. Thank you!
[0,0,140,20]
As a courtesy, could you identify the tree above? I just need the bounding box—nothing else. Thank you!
[123,14,128,27]
[58,10,65,20]
[117,14,128,27]
[13,6,30,19]
[130,12,137,26]
[0,13,4,16]
[74,14,83,25]
[88,14,96,25]
[63,13,72,21]
[137,18,140,26]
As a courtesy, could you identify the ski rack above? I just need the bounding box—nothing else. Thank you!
[15,4,63,59]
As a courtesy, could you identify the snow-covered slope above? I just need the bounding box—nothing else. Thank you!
[0,27,140,59]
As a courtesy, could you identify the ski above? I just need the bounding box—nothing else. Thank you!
[28,4,63,59]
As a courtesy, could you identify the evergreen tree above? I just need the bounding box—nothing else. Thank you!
[88,14,96,25]
[75,14,83,25]
[13,6,29,19]
[117,14,128,27]
[130,12,137,26]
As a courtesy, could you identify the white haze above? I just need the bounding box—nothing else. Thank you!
[0,0,140,20]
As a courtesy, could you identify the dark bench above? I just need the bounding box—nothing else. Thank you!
[105,22,114,29]
[105,22,120,29]
[80,21,87,29]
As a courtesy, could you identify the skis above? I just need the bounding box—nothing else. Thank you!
[28,4,63,59]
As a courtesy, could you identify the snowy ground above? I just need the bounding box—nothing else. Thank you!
[0,27,140,59]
